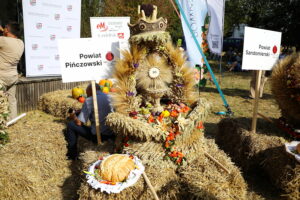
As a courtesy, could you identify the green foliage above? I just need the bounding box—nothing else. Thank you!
[224,0,300,48]
[81,0,103,37]
[97,0,183,41]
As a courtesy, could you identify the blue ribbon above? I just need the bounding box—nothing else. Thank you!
[174,0,232,115]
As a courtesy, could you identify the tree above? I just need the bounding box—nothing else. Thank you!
[224,0,300,49]
[99,0,183,41]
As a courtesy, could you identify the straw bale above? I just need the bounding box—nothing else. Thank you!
[0,111,78,200]
[0,84,9,145]
[78,149,180,200]
[179,138,248,200]
[271,53,300,127]
[216,118,300,200]
[38,89,83,118]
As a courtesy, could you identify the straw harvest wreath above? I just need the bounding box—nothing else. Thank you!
[83,4,250,199]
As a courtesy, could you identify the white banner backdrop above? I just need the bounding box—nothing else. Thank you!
[58,38,118,83]
[22,0,81,77]
[207,0,224,55]
[90,17,130,58]
[179,0,208,67]
[242,27,282,71]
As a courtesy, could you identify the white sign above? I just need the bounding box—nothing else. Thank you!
[90,17,130,56]
[22,0,81,77]
[242,27,282,70]
[58,38,118,83]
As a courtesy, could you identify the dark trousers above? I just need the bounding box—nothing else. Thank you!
[65,121,115,159]
[66,121,97,159]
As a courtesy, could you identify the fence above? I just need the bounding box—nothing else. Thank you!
[16,77,87,113]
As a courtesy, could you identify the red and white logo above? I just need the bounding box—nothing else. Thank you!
[38,65,44,70]
[30,0,36,6]
[55,54,60,60]
[106,52,114,61]
[67,5,72,11]
[117,33,124,39]
[67,26,72,32]
[36,23,42,29]
[96,22,108,32]
[272,45,278,54]
[50,34,56,41]
[32,44,38,50]
[54,14,60,20]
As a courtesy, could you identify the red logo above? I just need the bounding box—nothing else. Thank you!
[67,5,72,11]
[106,52,114,61]
[54,14,60,20]
[30,0,36,6]
[96,22,108,32]
[272,45,278,54]
[36,23,42,29]
[50,34,56,41]
[32,44,38,50]
[38,65,44,70]
[67,26,72,32]
[117,33,124,39]
[55,55,59,60]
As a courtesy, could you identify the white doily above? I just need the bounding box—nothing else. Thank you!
[285,141,300,163]
[85,154,145,194]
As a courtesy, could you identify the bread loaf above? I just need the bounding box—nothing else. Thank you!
[99,154,135,182]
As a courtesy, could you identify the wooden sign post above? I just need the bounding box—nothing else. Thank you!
[251,70,262,133]
[91,80,102,145]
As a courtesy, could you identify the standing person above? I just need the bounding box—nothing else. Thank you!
[0,22,24,120]
[66,84,115,160]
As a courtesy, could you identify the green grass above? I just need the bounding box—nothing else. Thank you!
[200,67,281,137]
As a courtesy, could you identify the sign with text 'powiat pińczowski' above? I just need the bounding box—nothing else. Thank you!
[58,38,118,83]
[242,27,282,71]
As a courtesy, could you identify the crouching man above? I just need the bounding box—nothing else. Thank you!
[66,83,114,160]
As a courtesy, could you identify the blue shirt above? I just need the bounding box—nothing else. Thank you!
[78,91,113,136]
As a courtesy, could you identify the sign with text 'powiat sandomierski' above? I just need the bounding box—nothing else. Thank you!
[242,27,282,71]
[58,38,118,83]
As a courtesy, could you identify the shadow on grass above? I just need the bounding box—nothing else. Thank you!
[200,86,274,99]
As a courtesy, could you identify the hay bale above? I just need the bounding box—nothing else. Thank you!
[216,118,300,200]
[0,84,9,145]
[38,89,83,118]
[271,53,300,127]
[77,135,250,200]
[78,149,181,200]
[0,111,78,200]
[179,138,248,200]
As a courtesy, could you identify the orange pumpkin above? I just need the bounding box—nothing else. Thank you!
[99,79,107,86]
[78,96,85,103]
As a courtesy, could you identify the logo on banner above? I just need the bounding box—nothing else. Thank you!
[36,23,42,29]
[117,33,124,39]
[38,65,44,70]
[67,26,72,32]
[54,14,60,20]
[105,52,114,61]
[96,22,108,32]
[272,45,278,54]
[55,54,60,60]
[67,5,72,11]
[50,34,56,41]
[30,0,36,6]
[32,44,38,50]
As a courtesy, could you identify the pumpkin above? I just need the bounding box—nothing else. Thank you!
[99,79,107,86]
[72,87,84,99]
[99,154,135,182]
[78,96,85,103]
[102,87,110,94]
